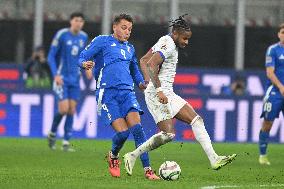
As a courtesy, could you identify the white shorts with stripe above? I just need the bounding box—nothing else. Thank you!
[144,88,187,124]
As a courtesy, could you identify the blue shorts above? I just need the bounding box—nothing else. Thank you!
[261,90,284,121]
[96,88,143,126]
[53,83,80,102]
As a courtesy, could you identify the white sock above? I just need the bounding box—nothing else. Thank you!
[131,131,175,158]
[191,116,219,165]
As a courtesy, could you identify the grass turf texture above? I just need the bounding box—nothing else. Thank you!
[0,138,283,189]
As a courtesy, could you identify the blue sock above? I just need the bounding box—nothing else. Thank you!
[111,130,130,156]
[259,130,269,155]
[64,115,74,141]
[129,123,150,168]
[51,113,63,133]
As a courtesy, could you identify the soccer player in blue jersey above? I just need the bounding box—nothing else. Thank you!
[259,23,284,165]
[47,12,88,152]
[79,14,159,180]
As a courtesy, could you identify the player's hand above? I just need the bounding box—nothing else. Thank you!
[54,75,63,86]
[138,81,149,91]
[83,61,94,70]
[157,91,168,104]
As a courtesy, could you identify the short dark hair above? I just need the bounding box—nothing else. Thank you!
[70,12,85,20]
[279,23,284,32]
[113,13,133,25]
[169,14,191,33]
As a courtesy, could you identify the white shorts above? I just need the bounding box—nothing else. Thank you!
[144,89,187,124]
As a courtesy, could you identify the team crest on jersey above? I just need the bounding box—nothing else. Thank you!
[67,40,72,45]
[127,46,131,53]
[79,39,84,47]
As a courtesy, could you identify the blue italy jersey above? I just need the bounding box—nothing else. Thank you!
[79,35,144,90]
[265,43,284,92]
[48,28,88,86]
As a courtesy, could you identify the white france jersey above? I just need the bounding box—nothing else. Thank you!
[149,35,178,93]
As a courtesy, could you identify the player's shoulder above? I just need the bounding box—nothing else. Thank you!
[79,30,88,38]
[267,43,279,53]
[156,35,175,47]
[92,35,110,42]
[55,28,69,39]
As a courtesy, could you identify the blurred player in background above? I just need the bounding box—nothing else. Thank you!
[259,23,284,165]
[123,15,237,175]
[79,14,159,180]
[47,12,88,152]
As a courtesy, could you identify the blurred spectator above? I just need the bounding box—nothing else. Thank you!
[222,75,248,96]
[24,46,52,89]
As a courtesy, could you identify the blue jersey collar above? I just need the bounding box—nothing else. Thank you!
[111,34,128,44]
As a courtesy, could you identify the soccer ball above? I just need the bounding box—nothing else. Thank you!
[159,161,181,181]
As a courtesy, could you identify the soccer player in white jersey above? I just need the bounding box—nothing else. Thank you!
[123,15,237,175]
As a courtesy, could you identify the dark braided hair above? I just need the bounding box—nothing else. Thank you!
[169,14,191,32]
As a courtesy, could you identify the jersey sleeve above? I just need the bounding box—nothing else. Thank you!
[79,36,106,68]
[151,36,175,61]
[265,45,276,67]
[47,30,63,78]
[130,50,144,86]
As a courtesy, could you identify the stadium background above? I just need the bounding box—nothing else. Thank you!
[1,0,284,142]
[1,1,284,188]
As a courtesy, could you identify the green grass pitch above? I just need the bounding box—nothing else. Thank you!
[0,138,283,189]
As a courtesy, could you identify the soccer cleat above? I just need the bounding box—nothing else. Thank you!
[47,132,56,150]
[62,143,75,152]
[107,151,120,177]
[212,154,237,170]
[144,168,160,180]
[123,152,137,176]
[259,155,271,165]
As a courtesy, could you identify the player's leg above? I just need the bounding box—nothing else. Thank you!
[258,96,281,165]
[107,118,130,177]
[258,120,273,165]
[62,99,76,152]
[61,86,80,152]
[124,118,174,176]
[100,88,130,177]
[48,100,68,150]
[125,111,159,180]
[48,83,68,149]
[123,91,175,176]
[175,103,236,170]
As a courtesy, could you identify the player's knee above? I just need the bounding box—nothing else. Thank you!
[59,108,68,115]
[68,108,76,115]
[262,120,273,132]
[190,115,204,127]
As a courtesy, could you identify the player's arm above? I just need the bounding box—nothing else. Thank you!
[47,32,63,85]
[147,52,168,104]
[130,52,147,90]
[79,36,104,70]
[265,47,284,96]
[266,67,284,95]
[140,49,153,82]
